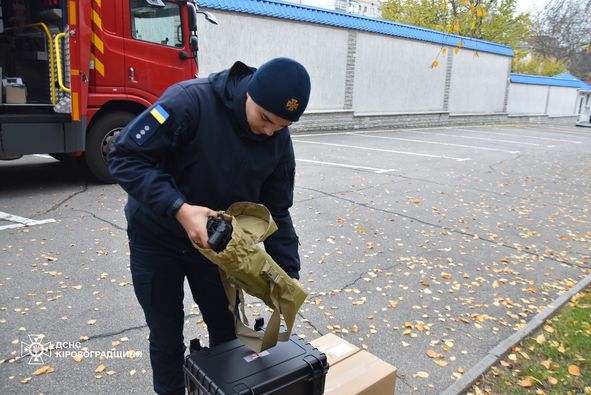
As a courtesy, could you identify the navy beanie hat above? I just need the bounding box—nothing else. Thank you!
[247,57,311,122]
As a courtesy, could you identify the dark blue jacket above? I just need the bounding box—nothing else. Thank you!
[108,62,300,278]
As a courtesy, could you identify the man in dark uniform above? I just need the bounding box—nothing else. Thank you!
[108,58,311,395]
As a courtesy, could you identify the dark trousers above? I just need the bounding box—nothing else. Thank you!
[128,227,236,395]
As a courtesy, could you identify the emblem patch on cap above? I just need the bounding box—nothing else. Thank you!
[286,98,299,112]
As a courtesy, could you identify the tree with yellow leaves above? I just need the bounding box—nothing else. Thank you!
[381,0,532,49]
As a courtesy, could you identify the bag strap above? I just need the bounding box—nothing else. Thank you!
[218,268,290,352]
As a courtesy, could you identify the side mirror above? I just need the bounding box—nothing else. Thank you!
[186,3,198,31]
[144,0,165,7]
[190,36,199,56]
[198,10,218,25]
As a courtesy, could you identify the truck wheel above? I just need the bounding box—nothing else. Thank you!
[86,112,136,183]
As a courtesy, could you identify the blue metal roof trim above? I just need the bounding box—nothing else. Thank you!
[510,73,585,88]
[198,0,514,56]
[552,73,579,80]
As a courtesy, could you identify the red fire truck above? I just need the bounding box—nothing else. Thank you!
[0,0,216,182]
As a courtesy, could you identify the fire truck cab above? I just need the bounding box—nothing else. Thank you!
[0,0,216,182]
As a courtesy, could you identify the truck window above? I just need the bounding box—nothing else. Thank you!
[130,0,183,48]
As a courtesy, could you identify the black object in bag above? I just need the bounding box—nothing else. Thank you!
[184,334,328,395]
[206,216,233,253]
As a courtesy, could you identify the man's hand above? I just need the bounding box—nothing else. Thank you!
[175,203,218,248]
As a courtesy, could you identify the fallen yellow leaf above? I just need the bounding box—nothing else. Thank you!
[32,366,53,376]
[536,334,546,344]
[543,325,554,333]
[558,345,566,353]
[87,319,97,325]
[568,365,580,376]
[414,371,429,378]
[95,364,106,373]
[548,376,558,385]
[519,378,532,388]
[426,350,438,358]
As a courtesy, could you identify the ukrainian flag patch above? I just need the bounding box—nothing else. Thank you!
[131,104,170,146]
[150,104,169,124]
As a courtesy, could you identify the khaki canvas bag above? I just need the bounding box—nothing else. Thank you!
[193,202,308,352]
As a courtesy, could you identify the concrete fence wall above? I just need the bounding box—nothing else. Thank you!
[547,87,579,116]
[352,33,447,114]
[507,84,549,115]
[507,83,580,116]
[447,50,512,114]
[197,5,581,131]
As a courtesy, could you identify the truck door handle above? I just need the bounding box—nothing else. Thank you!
[129,67,135,82]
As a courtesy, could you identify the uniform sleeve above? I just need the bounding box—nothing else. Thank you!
[260,138,301,279]
[108,83,197,217]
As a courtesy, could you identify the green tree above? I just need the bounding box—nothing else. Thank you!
[382,0,532,49]
[512,50,567,76]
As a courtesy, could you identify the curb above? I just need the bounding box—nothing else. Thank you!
[441,272,591,395]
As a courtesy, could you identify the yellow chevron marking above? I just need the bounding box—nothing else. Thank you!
[91,33,104,53]
[91,9,102,30]
[69,1,76,25]
[94,0,102,7]
[91,54,105,77]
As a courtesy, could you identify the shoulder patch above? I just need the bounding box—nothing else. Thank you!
[150,104,169,124]
[132,105,170,146]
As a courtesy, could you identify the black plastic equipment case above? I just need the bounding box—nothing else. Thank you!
[184,334,328,394]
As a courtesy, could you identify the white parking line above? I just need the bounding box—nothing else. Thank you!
[0,211,56,230]
[534,125,591,135]
[350,132,520,154]
[292,139,472,162]
[454,127,582,144]
[403,130,554,148]
[297,159,396,173]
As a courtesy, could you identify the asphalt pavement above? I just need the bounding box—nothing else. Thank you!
[1,123,590,394]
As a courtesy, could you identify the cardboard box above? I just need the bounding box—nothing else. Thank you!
[2,77,27,104]
[311,334,397,395]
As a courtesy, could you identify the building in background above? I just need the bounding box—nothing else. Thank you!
[287,0,382,18]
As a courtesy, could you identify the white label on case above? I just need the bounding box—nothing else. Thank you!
[243,350,270,363]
